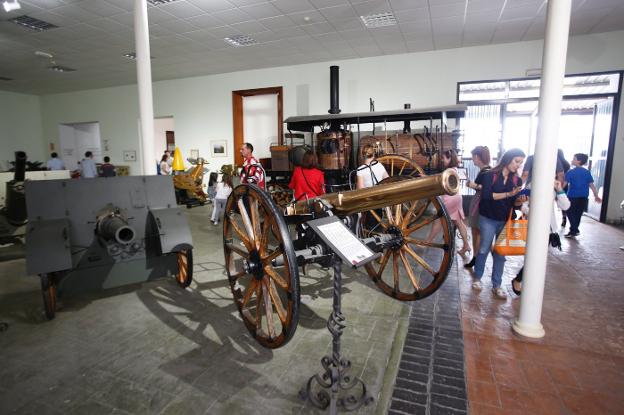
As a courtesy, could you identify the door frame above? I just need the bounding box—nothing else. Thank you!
[232,86,283,166]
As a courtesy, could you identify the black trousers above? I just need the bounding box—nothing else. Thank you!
[567,197,588,234]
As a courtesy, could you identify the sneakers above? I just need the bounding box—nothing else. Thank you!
[492,287,507,299]
[464,257,476,269]
[212,220,219,226]
[564,231,579,238]
[471,280,482,290]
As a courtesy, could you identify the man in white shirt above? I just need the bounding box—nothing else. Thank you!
[46,152,65,170]
[80,151,98,178]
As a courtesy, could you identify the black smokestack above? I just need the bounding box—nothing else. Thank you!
[13,151,26,182]
[329,65,340,114]
[403,103,411,133]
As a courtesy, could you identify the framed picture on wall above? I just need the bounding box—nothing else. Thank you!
[211,140,227,157]
[190,149,199,160]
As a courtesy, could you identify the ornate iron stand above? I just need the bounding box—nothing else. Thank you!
[300,254,374,414]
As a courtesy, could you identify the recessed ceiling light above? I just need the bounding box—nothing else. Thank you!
[224,35,257,47]
[3,0,21,12]
[360,12,397,28]
[9,15,58,31]
[48,65,76,73]
[123,52,155,60]
[146,0,181,5]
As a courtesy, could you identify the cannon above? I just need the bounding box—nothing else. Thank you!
[25,175,193,319]
[223,160,459,349]
[173,157,209,207]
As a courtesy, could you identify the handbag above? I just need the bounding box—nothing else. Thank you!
[493,210,528,256]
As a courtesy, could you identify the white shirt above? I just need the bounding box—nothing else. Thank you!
[80,158,98,178]
[160,161,171,175]
[357,161,388,188]
[215,182,233,199]
[47,158,65,170]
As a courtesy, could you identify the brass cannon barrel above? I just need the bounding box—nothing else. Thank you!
[294,168,459,216]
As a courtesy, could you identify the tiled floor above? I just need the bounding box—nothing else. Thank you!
[458,217,624,415]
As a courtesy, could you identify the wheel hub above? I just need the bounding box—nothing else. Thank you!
[243,250,264,280]
[386,226,404,250]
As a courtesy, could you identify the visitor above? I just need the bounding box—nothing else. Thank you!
[100,156,116,177]
[464,146,492,268]
[46,152,65,171]
[511,179,570,295]
[211,174,233,226]
[356,144,388,189]
[426,149,470,256]
[80,151,98,178]
[289,150,325,200]
[239,142,265,190]
[472,148,526,299]
[160,154,171,175]
[564,153,601,238]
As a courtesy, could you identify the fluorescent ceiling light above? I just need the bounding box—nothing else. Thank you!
[9,15,57,31]
[146,0,181,5]
[360,12,397,28]
[48,65,76,73]
[3,0,21,12]
[224,35,257,47]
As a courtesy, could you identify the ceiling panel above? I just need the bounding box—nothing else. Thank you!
[0,0,622,95]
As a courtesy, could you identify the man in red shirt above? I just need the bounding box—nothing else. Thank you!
[239,142,265,190]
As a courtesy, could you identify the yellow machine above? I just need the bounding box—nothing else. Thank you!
[172,151,208,207]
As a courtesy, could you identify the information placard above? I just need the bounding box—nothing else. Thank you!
[307,216,379,268]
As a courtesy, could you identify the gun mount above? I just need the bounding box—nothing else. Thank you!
[173,157,209,208]
[25,175,194,319]
[223,155,459,349]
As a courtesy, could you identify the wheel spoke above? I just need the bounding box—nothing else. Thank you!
[268,278,287,324]
[228,216,254,250]
[384,206,395,226]
[237,199,256,245]
[398,161,407,176]
[399,250,421,291]
[250,199,262,249]
[264,265,288,289]
[406,214,438,235]
[368,210,388,230]
[392,251,399,290]
[241,279,257,307]
[401,201,420,230]
[394,204,402,227]
[226,243,250,259]
[403,245,437,276]
[230,270,247,281]
[390,158,395,176]
[262,283,275,338]
[255,282,262,331]
[259,217,271,255]
[377,249,391,276]
[262,248,283,264]
[405,237,446,249]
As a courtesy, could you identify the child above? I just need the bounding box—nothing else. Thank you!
[564,153,601,238]
[211,174,233,226]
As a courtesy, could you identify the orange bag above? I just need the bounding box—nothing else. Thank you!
[493,211,528,256]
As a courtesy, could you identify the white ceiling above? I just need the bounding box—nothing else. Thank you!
[0,0,623,95]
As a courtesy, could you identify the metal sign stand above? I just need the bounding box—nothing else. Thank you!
[300,216,376,413]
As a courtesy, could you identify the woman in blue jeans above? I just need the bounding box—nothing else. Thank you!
[473,148,526,299]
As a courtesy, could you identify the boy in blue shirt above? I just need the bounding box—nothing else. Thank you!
[564,153,601,238]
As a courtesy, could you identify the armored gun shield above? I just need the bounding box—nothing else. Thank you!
[25,175,193,319]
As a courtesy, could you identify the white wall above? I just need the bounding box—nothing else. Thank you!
[0,90,45,170]
[20,30,624,222]
[243,94,278,159]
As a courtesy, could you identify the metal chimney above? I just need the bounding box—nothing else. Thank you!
[328,66,340,114]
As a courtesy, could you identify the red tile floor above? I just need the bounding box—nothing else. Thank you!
[457,216,624,414]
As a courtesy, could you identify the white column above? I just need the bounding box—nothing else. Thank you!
[134,0,156,175]
[512,0,572,338]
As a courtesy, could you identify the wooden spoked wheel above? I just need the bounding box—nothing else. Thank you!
[40,273,57,320]
[175,249,193,288]
[363,154,455,300]
[223,184,300,349]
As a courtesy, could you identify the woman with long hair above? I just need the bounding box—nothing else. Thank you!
[356,144,389,189]
[289,150,325,200]
[426,149,470,255]
[211,174,233,225]
[472,148,526,299]
[464,146,492,268]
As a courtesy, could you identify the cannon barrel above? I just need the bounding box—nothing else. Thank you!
[97,215,136,244]
[295,169,459,216]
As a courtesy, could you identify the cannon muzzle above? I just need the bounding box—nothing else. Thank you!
[97,214,135,244]
[294,168,459,216]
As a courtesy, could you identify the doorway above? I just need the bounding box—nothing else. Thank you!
[58,122,102,170]
[232,87,283,164]
[154,116,174,169]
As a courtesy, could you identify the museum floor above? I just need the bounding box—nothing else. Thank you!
[0,206,623,414]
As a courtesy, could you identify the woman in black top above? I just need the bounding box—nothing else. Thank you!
[464,146,491,268]
[472,148,526,299]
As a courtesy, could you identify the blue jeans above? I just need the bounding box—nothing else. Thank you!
[474,215,507,288]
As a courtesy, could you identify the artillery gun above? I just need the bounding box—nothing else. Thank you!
[222,163,459,349]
